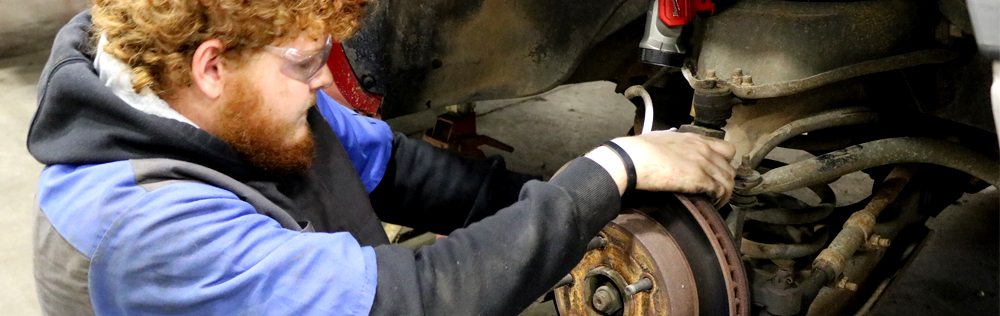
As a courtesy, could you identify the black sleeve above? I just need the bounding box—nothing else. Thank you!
[369,133,541,234]
[369,157,621,316]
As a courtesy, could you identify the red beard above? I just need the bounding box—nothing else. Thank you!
[214,73,315,175]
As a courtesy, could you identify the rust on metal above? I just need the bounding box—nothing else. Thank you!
[835,278,858,292]
[814,249,847,276]
[744,107,879,170]
[555,195,750,316]
[422,108,514,159]
[554,212,698,316]
[812,165,917,278]
[741,228,830,260]
[678,195,751,316]
[743,138,998,196]
[683,49,959,99]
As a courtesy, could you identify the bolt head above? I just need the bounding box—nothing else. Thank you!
[361,75,376,89]
[707,70,718,80]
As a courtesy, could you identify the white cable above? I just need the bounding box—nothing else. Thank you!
[624,85,654,135]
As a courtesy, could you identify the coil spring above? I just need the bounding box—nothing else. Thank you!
[740,159,838,260]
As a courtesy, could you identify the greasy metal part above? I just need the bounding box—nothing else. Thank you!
[812,165,917,278]
[744,182,836,225]
[808,167,914,308]
[742,228,830,260]
[683,50,959,99]
[755,268,803,316]
[741,137,1000,196]
[554,274,575,289]
[690,0,942,89]
[583,267,635,315]
[852,238,921,316]
[587,235,608,251]
[861,234,892,251]
[724,206,746,253]
[746,107,879,169]
[731,157,762,207]
[554,211,699,316]
[674,195,751,316]
[623,278,654,296]
[740,158,838,224]
[835,277,858,292]
[745,200,834,226]
[555,194,751,316]
[723,82,870,163]
[805,187,930,316]
[678,124,726,139]
[593,283,624,314]
[727,156,761,250]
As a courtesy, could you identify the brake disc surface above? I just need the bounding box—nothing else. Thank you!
[554,192,750,316]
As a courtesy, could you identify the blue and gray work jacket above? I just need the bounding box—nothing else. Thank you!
[28,11,623,316]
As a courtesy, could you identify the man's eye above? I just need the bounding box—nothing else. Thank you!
[291,60,314,71]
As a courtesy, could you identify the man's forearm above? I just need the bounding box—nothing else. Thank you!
[369,134,539,234]
[368,158,620,316]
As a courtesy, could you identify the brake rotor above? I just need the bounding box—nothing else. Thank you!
[554,192,750,316]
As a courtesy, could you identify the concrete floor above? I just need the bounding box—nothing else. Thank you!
[0,48,48,315]
[2,46,997,315]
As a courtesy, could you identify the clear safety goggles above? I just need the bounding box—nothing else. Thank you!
[263,35,332,83]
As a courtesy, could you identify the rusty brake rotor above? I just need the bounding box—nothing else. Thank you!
[554,192,750,316]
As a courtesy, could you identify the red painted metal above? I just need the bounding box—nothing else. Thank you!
[658,0,715,26]
[326,44,383,116]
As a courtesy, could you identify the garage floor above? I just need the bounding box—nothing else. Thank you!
[1,47,997,315]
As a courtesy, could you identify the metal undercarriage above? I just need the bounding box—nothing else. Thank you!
[345,0,999,314]
[549,1,998,315]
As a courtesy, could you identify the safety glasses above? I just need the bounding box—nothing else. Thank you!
[263,35,332,83]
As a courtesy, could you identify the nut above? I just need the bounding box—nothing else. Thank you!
[836,277,858,291]
[863,234,891,250]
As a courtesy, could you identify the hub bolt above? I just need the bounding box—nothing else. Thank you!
[553,274,574,289]
[587,236,607,251]
[592,283,623,314]
[624,277,654,296]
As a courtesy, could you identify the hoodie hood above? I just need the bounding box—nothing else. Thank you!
[28,11,266,180]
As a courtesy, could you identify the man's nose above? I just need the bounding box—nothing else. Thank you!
[311,65,333,91]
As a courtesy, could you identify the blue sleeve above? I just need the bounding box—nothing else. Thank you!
[88,182,378,316]
[315,90,393,193]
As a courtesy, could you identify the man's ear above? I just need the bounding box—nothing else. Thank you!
[191,39,226,100]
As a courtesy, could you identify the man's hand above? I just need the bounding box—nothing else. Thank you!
[584,131,737,204]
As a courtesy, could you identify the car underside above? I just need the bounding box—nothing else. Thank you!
[330,0,1000,315]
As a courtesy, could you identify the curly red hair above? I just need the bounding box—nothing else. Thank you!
[91,0,366,97]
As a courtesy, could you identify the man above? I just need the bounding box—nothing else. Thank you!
[27,0,736,315]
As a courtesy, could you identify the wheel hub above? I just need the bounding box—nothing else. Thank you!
[554,193,750,316]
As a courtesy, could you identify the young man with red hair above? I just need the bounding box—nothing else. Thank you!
[28,1,735,315]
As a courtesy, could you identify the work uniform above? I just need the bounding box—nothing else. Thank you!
[28,11,622,316]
